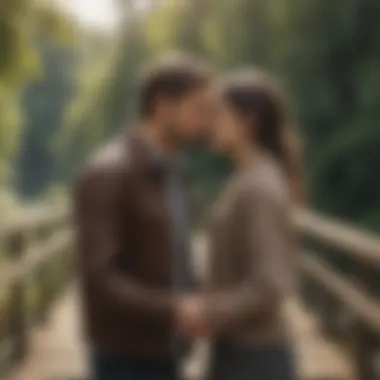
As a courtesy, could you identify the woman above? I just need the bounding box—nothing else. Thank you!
[178,70,303,380]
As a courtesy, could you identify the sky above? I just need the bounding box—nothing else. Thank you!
[55,0,119,30]
[55,0,151,30]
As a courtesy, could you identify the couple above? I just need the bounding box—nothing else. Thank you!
[74,53,302,380]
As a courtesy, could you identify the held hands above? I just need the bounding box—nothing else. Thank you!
[176,295,213,339]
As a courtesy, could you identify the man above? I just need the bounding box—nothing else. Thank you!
[74,53,214,380]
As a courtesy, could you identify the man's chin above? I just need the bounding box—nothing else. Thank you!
[178,138,202,149]
[210,141,228,155]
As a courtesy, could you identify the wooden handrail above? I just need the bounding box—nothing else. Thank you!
[1,206,379,379]
[0,231,73,294]
[0,208,69,240]
[0,206,73,376]
[295,210,380,267]
[302,255,380,332]
[296,211,380,379]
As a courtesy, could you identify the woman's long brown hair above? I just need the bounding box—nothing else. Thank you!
[222,70,305,205]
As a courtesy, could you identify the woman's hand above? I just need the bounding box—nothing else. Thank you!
[176,295,212,339]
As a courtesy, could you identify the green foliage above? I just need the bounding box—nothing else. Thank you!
[56,0,380,229]
[268,0,380,228]
[0,0,77,190]
[57,19,148,181]
[0,0,38,186]
[15,37,77,198]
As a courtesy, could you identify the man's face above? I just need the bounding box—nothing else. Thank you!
[161,86,216,146]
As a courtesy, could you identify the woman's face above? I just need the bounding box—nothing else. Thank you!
[211,99,251,156]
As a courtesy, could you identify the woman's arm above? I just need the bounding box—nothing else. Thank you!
[204,182,296,334]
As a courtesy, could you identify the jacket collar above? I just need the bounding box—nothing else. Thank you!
[124,127,187,183]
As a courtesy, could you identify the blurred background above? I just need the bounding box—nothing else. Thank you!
[2,0,380,227]
[1,1,380,379]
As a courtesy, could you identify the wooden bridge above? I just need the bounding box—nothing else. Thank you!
[1,206,380,380]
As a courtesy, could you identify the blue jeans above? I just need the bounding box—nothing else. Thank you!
[91,349,178,380]
[209,342,296,380]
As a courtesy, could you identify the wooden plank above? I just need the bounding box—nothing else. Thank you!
[0,231,73,295]
[9,288,87,380]
[302,255,380,332]
[295,210,380,267]
[288,298,354,380]
[10,286,354,380]
[0,209,69,240]
[10,235,354,380]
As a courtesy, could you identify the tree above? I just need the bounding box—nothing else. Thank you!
[15,36,77,198]
[0,0,40,186]
[56,0,380,229]
[0,0,77,193]
[268,0,380,228]
[57,3,147,182]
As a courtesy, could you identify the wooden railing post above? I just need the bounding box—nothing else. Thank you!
[352,263,379,380]
[319,292,342,338]
[37,262,50,324]
[7,231,28,364]
[0,207,71,378]
[351,322,377,380]
[298,211,380,379]
[35,226,51,324]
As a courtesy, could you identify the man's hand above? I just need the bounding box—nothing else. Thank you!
[176,295,212,339]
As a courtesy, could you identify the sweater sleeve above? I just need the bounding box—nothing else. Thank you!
[205,182,295,333]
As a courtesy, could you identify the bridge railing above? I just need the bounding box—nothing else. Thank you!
[1,206,380,379]
[296,210,380,380]
[0,208,72,377]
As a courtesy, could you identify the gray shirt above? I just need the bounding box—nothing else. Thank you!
[145,142,196,358]
[166,162,196,294]
[143,138,196,294]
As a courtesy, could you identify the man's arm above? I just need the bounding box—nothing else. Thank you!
[75,160,175,326]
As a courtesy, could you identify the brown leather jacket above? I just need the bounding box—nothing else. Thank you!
[74,133,177,358]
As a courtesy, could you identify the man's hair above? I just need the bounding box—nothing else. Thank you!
[139,52,211,117]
